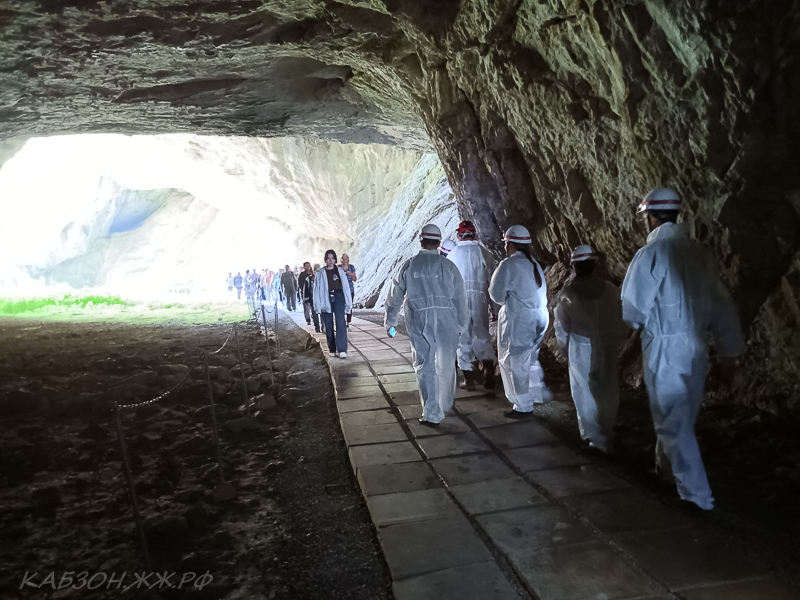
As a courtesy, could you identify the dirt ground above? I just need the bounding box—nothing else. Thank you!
[354,309,800,586]
[0,315,392,599]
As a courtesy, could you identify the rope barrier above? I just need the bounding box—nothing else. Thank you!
[116,354,203,410]
[209,323,236,355]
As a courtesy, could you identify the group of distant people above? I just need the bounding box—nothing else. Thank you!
[384,188,743,512]
[226,252,357,358]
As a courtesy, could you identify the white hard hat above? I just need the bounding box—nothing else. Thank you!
[420,223,442,241]
[571,244,598,262]
[637,187,681,213]
[440,239,456,254]
[503,224,531,244]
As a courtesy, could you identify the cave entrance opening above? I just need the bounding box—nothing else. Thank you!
[0,133,458,319]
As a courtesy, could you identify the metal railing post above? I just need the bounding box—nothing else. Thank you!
[203,351,226,483]
[233,323,251,416]
[114,404,152,571]
[260,305,275,386]
[274,302,280,356]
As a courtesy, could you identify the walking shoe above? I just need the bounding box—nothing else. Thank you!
[418,418,439,428]
[306,320,311,325]
[329,352,337,357]
[315,328,321,333]
[482,360,496,389]
[504,409,532,419]
[338,352,348,358]
[459,370,476,391]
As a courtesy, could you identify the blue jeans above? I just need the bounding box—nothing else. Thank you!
[321,290,348,353]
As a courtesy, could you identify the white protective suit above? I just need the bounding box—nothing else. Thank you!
[554,275,628,452]
[447,240,497,370]
[622,222,743,509]
[489,251,550,412]
[385,249,469,423]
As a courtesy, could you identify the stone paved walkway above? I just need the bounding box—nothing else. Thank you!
[284,312,797,600]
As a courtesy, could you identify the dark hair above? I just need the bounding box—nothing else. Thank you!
[324,249,337,263]
[511,243,543,287]
[421,239,440,249]
[303,261,311,267]
[647,210,679,224]
[574,260,596,277]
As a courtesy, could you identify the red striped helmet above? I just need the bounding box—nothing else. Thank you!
[637,188,681,213]
[456,220,477,237]
[420,223,442,240]
[570,244,598,262]
[503,225,531,244]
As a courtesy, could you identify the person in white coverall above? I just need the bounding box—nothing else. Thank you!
[447,220,498,391]
[622,188,743,511]
[489,225,550,418]
[385,224,469,427]
[554,245,628,454]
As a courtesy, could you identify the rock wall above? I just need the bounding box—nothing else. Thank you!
[2,1,800,406]
[0,135,456,300]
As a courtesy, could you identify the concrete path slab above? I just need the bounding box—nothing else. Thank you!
[378,373,419,384]
[431,453,516,486]
[613,527,766,590]
[406,416,472,438]
[378,515,494,580]
[383,381,420,394]
[416,432,492,459]
[337,385,384,400]
[372,363,416,375]
[563,489,694,535]
[480,421,560,449]
[477,505,595,557]
[680,578,800,599]
[336,396,391,413]
[367,488,460,526]
[527,465,632,498]
[369,358,410,367]
[340,409,399,427]
[517,541,660,600]
[334,376,383,388]
[454,396,507,414]
[368,352,404,362]
[342,421,408,446]
[505,444,589,472]
[450,477,547,515]
[390,390,423,405]
[349,441,422,468]
[396,403,423,421]
[358,461,443,496]
[392,561,521,600]
[332,368,375,379]
[466,409,520,428]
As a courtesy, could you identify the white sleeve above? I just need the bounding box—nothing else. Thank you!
[488,260,509,306]
[384,261,409,328]
[621,248,661,329]
[553,294,571,356]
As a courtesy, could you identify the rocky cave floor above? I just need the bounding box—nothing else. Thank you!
[0,316,392,599]
[353,310,800,585]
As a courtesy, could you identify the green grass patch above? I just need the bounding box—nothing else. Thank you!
[0,295,131,314]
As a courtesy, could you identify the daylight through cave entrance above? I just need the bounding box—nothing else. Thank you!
[0,134,457,306]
